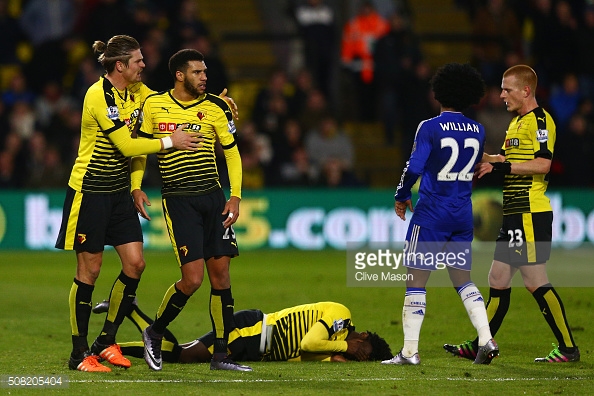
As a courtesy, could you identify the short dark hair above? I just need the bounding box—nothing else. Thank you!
[430,63,486,111]
[92,35,140,73]
[367,331,393,361]
[168,49,205,79]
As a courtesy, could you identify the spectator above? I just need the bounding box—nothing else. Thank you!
[549,72,581,134]
[9,101,35,140]
[168,0,209,51]
[19,0,75,47]
[0,131,26,187]
[1,69,35,108]
[470,0,522,85]
[139,32,171,92]
[373,11,423,145]
[34,80,75,129]
[528,0,577,88]
[83,0,134,43]
[236,121,272,189]
[252,69,293,132]
[289,68,316,118]
[340,0,389,121]
[187,35,229,95]
[475,85,513,155]
[576,4,594,101]
[269,118,314,186]
[19,0,76,91]
[399,61,439,158]
[292,0,336,97]
[0,0,26,67]
[70,55,103,105]
[297,88,329,135]
[305,114,354,183]
[555,112,594,187]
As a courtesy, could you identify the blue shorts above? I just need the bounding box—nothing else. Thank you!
[403,223,472,271]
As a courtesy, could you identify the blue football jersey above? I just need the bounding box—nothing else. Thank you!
[395,111,485,232]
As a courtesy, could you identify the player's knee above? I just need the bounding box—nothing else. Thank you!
[179,276,203,295]
[124,258,145,278]
[488,271,509,288]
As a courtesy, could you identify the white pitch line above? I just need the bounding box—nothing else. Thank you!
[69,377,591,384]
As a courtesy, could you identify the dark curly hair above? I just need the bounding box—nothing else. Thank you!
[430,63,486,111]
[367,331,393,361]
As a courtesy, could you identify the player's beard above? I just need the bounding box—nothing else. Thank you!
[184,79,202,98]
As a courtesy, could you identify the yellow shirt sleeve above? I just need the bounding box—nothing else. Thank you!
[223,145,242,198]
[130,155,147,191]
[300,322,348,354]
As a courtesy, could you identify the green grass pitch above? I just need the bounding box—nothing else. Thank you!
[0,248,592,395]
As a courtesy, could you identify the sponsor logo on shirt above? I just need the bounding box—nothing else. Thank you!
[505,138,520,148]
[159,123,177,132]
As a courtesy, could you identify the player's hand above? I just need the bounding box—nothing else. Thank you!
[475,162,495,178]
[219,88,239,121]
[132,189,151,220]
[170,123,203,151]
[222,196,240,228]
[395,199,413,221]
[345,339,368,362]
[330,353,348,362]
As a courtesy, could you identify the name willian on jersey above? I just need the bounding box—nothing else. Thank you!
[439,122,480,133]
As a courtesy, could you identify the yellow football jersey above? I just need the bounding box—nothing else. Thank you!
[138,90,240,197]
[263,302,353,361]
[68,77,157,193]
[501,107,555,215]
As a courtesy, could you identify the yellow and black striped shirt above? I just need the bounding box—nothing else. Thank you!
[68,76,159,193]
[501,106,555,215]
[264,302,353,361]
[138,90,241,197]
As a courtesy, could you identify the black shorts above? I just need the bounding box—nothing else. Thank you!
[197,309,264,362]
[493,211,552,266]
[162,189,239,265]
[55,187,143,252]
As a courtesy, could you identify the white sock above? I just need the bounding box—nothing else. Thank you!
[402,288,426,357]
[458,282,492,346]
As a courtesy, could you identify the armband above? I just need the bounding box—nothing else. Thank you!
[161,136,173,149]
[490,161,511,174]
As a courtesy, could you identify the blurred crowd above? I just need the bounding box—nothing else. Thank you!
[1,0,594,190]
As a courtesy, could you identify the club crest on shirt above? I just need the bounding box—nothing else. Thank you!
[107,106,119,120]
[197,110,207,120]
[130,93,135,102]
[536,129,548,143]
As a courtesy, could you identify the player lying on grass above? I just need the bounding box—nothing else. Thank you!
[93,300,392,362]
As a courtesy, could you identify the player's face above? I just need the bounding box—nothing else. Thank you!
[500,74,525,114]
[121,49,145,84]
[183,60,207,98]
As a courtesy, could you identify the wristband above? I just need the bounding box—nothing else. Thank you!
[161,136,173,149]
[490,161,511,174]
